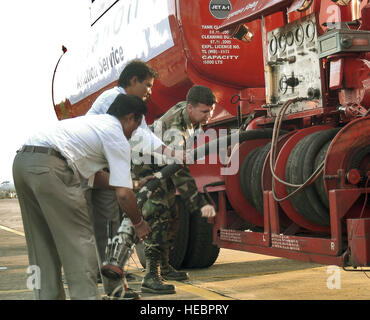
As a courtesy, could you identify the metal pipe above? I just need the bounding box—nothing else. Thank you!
[352,0,362,20]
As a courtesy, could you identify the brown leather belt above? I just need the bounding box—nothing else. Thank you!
[19,145,66,161]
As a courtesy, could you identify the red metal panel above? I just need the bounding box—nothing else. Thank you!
[212,184,370,267]
[329,59,344,91]
[325,117,370,192]
[215,237,347,266]
[347,218,370,267]
[188,157,225,193]
[178,0,266,89]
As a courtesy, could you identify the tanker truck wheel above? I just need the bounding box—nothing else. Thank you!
[135,197,189,270]
[182,208,220,269]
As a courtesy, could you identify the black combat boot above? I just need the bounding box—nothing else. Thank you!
[141,249,176,294]
[160,248,189,281]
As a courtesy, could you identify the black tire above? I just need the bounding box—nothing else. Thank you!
[169,198,190,269]
[182,209,220,269]
[250,143,271,215]
[135,197,190,270]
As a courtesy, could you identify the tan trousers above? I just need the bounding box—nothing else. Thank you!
[91,188,120,264]
[12,150,101,300]
[90,187,122,294]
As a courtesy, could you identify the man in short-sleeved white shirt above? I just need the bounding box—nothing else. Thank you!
[85,60,168,299]
[88,86,163,153]
[87,60,184,299]
[26,113,133,188]
[12,94,151,300]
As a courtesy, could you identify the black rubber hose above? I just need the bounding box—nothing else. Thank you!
[286,132,327,225]
[301,128,340,225]
[349,145,370,182]
[314,140,331,208]
[193,128,275,161]
[136,129,277,208]
[239,146,262,210]
[286,129,339,226]
[250,143,272,215]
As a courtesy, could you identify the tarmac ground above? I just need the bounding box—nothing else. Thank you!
[1,198,370,302]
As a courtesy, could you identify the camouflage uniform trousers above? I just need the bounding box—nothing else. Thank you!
[140,180,179,253]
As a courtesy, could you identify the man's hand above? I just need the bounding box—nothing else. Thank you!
[133,217,151,241]
[116,187,151,240]
[134,175,156,192]
[200,204,216,218]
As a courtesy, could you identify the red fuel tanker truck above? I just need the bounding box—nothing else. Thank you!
[54,0,370,270]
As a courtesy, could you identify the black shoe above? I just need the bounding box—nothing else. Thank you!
[141,265,176,294]
[160,248,189,281]
[104,287,141,300]
[161,267,189,281]
[141,274,176,295]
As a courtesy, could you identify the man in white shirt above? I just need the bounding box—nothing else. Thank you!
[87,59,163,151]
[86,60,171,299]
[12,94,151,300]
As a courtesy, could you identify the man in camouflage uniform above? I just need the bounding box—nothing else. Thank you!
[131,85,217,294]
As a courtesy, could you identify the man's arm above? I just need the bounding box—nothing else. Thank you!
[93,171,114,190]
[93,171,151,238]
[115,187,141,225]
[171,166,215,217]
[115,187,151,239]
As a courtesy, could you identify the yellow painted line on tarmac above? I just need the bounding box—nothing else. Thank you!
[0,224,25,237]
[0,284,103,296]
[128,270,234,300]
[168,281,234,300]
[0,289,32,295]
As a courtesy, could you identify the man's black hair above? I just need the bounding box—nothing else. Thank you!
[107,94,147,121]
[186,85,216,107]
[118,59,158,88]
